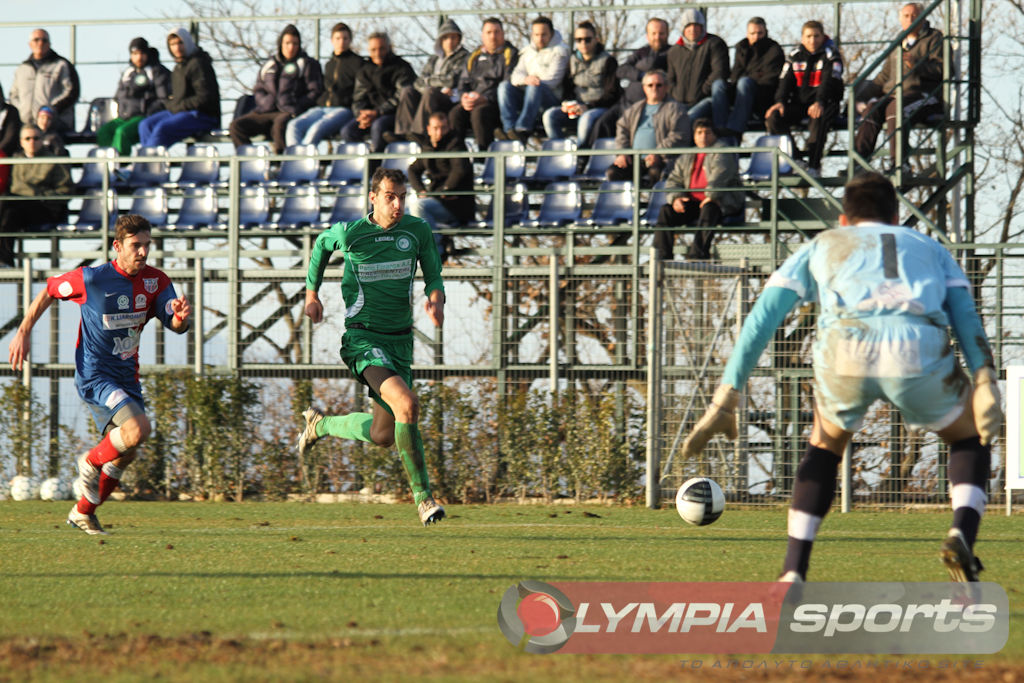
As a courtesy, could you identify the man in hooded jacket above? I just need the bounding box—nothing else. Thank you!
[394,18,469,141]
[138,27,221,149]
[230,24,324,154]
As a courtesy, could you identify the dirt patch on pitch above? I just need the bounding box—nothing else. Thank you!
[1,634,1022,682]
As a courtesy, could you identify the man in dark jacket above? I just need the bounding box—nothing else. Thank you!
[448,17,518,150]
[666,9,730,132]
[138,28,221,149]
[286,22,364,147]
[9,29,80,133]
[765,21,844,176]
[721,17,784,138]
[340,32,416,153]
[97,38,171,154]
[587,17,670,146]
[408,112,474,258]
[0,125,72,266]
[230,24,324,153]
[854,3,944,166]
[395,18,469,140]
[541,21,620,148]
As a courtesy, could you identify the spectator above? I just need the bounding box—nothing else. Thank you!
[607,69,689,186]
[497,16,570,145]
[0,125,72,266]
[9,29,80,133]
[588,17,670,146]
[341,32,416,153]
[666,9,729,132]
[138,28,221,149]
[854,3,943,168]
[721,17,785,139]
[35,106,67,156]
[97,38,171,155]
[655,118,743,260]
[0,87,20,157]
[541,21,620,148]
[765,21,844,177]
[395,19,469,142]
[407,112,474,259]
[286,22,364,148]
[448,17,518,151]
[230,25,323,154]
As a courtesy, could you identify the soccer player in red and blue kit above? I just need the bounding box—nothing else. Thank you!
[8,215,191,535]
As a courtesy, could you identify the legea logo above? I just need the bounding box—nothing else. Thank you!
[496,581,576,654]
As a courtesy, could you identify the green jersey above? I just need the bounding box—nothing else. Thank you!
[306,213,444,333]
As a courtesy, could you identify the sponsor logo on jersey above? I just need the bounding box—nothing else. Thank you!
[143,278,159,294]
[112,328,141,358]
[102,311,147,330]
[117,295,130,310]
[135,294,148,309]
[375,235,395,242]
[357,259,412,282]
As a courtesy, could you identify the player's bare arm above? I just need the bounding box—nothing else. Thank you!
[425,289,445,328]
[8,288,55,371]
[304,289,324,323]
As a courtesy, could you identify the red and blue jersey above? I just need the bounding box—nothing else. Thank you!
[47,261,178,392]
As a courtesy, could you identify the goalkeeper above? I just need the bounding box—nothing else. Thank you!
[682,172,1002,582]
[300,167,446,526]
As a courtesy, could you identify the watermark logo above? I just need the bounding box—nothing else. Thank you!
[497,582,1008,655]
[496,580,577,654]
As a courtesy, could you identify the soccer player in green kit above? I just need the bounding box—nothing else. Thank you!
[299,167,446,526]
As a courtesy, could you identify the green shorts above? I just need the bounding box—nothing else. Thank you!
[340,328,414,412]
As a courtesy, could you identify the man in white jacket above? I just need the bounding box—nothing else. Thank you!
[496,16,570,144]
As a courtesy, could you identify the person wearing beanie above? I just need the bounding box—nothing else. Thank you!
[229,24,324,153]
[97,37,171,154]
[394,18,469,141]
[666,8,730,133]
[35,104,68,156]
[137,27,221,149]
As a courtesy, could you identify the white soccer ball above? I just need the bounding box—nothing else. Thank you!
[675,477,725,526]
[40,477,72,501]
[9,475,40,501]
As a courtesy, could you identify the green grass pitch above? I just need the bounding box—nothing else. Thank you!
[1,501,1022,681]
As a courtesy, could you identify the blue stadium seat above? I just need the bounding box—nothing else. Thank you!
[530,138,577,185]
[166,144,221,189]
[76,146,118,190]
[237,144,271,185]
[129,187,169,227]
[57,190,118,232]
[264,186,321,230]
[476,140,526,185]
[640,180,669,226]
[574,137,618,181]
[65,98,119,145]
[266,144,319,187]
[238,186,269,229]
[125,146,170,188]
[319,142,369,187]
[527,181,582,227]
[476,183,528,228]
[325,187,366,225]
[172,187,222,230]
[381,140,421,172]
[586,180,635,226]
[742,134,795,181]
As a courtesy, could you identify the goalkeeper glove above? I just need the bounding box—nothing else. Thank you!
[973,367,1003,446]
[681,384,740,458]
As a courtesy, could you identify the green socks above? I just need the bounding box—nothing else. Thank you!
[317,413,374,443]
[394,421,431,504]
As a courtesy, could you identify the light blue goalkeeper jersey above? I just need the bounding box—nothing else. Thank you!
[766,222,969,329]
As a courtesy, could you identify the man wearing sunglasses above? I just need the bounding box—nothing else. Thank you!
[9,29,80,134]
[608,69,689,186]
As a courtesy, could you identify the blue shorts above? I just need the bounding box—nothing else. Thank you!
[813,320,970,432]
[77,376,145,432]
